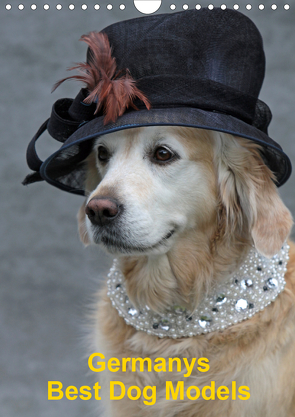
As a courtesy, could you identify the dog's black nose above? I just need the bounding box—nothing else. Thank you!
[85,197,122,226]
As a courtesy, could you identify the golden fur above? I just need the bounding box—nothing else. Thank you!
[79,127,295,416]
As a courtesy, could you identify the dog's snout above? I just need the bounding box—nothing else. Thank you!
[86,197,122,226]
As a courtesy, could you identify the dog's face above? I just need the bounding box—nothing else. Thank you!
[79,126,217,255]
[78,126,292,260]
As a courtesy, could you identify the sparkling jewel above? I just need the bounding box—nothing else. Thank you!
[128,307,139,317]
[159,320,170,331]
[173,305,186,315]
[107,243,289,338]
[199,319,211,328]
[216,294,227,305]
[198,315,212,329]
[267,278,278,288]
[235,299,248,312]
[240,279,253,289]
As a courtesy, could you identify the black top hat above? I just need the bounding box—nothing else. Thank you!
[23,8,292,195]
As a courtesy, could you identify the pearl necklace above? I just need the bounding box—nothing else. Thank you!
[107,243,289,338]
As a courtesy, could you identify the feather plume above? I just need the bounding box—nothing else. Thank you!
[52,32,151,124]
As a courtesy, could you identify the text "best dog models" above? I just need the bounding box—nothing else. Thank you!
[48,353,250,404]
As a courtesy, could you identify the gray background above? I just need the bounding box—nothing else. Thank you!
[1,1,295,416]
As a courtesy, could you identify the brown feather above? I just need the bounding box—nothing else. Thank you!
[52,32,151,125]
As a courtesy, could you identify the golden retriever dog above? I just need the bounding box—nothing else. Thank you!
[77,126,295,417]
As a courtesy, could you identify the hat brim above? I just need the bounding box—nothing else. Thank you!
[40,107,292,195]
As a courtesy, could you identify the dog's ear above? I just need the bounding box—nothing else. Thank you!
[215,133,293,258]
[250,177,293,258]
[77,201,91,246]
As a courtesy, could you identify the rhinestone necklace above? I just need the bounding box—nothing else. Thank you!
[107,243,289,338]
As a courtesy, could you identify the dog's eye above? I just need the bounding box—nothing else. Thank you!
[97,146,110,163]
[153,147,174,162]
